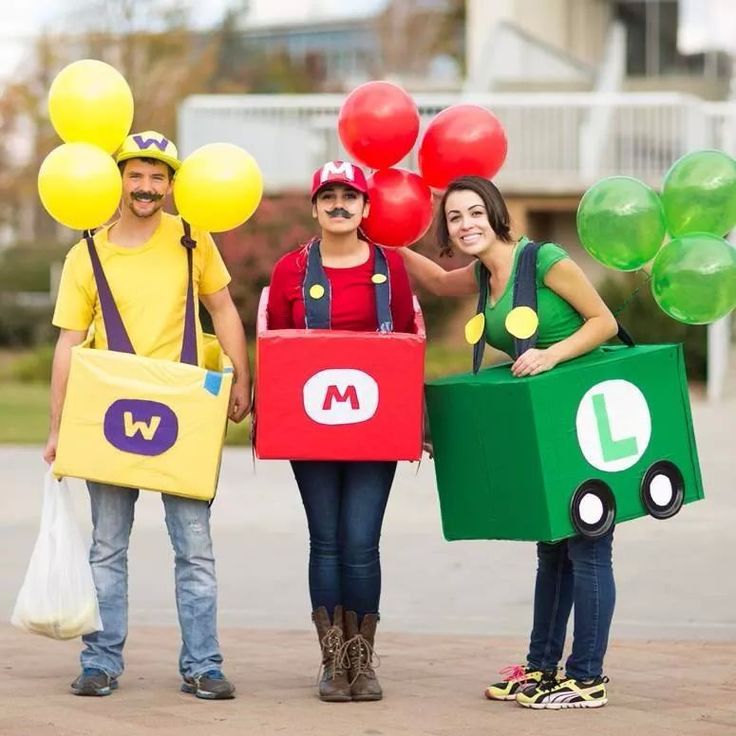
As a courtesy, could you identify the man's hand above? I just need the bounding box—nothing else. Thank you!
[228,378,252,423]
[43,431,59,465]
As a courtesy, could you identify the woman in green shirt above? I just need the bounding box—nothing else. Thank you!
[401,176,619,709]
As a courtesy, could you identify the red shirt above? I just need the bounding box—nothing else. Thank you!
[267,242,416,333]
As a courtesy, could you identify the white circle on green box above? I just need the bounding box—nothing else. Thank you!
[649,473,675,506]
[578,492,605,525]
[575,379,651,472]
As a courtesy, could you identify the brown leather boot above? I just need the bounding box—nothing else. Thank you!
[344,610,382,701]
[312,606,351,702]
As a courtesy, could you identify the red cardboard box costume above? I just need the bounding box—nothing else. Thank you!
[255,162,426,461]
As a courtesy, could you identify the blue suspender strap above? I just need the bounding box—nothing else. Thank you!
[373,246,393,333]
[303,239,331,329]
[512,240,636,357]
[472,264,490,375]
[511,241,543,358]
[470,242,540,371]
[616,322,635,346]
[302,240,393,332]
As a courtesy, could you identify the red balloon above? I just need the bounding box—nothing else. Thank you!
[361,168,433,248]
[418,105,507,189]
[338,82,420,169]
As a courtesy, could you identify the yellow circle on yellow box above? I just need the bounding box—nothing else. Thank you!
[464,312,486,344]
[309,284,326,299]
[505,306,539,339]
[38,143,122,230]
[174,143,263,233]
[48,59,134,154]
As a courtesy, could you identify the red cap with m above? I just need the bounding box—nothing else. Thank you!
[311,160,369,199]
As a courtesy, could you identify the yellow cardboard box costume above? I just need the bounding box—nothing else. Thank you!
[53,204,233,500]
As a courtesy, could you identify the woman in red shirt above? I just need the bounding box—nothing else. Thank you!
[267,161,415,703]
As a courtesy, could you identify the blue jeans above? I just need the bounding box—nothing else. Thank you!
[527,530,615,680]
[80,482,223,679]
[291,460,395,619]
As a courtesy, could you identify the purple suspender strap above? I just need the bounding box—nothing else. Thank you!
[84,232,135,354]
[84,220,198,365]
[179,220,198,366]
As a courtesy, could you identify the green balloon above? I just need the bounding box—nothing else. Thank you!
[576,176,666,271]
[662,149,736,238]
[651,233,736,325]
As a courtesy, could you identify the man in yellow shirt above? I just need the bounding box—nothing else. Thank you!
[44,131,250,700]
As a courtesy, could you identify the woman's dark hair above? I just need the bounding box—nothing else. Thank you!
[435,176,512,257]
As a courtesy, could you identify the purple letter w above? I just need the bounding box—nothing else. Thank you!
[133,135,169,151]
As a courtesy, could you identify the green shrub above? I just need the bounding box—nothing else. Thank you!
[0,302,55,347]
[0,242,64,348]
[597,272,708,380]
[0,244,64,292]
[10,343,55,383]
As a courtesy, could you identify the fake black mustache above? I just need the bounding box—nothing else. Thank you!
[131,191,164,202]
[326,208,353,219]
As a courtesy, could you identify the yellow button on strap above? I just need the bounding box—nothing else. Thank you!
[505,306,539,339]
[464,312,485,345]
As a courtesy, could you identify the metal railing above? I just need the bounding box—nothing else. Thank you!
[178,91,735,399]
[178,91,736,194]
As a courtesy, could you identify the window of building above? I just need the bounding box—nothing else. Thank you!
[615,0,728,79]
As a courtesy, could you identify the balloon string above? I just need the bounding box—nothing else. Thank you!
[613,268,652,318]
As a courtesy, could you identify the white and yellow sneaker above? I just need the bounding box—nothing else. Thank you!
[516,675,609,709]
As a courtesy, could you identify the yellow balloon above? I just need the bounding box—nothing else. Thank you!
[505,306,539,339]
[49,59,134,154]
[38,143,122,230]
[464,312,486,345]
[174,143,264,232]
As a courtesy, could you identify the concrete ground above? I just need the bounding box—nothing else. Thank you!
[1,382,734,735]
[1,627,734,736]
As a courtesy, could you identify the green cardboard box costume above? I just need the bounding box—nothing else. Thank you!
[425,240,704,543]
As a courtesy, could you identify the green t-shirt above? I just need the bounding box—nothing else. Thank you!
[475,236,584,357]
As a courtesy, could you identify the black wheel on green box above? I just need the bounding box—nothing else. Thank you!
[640,460,685,520]
[570,480,616,539]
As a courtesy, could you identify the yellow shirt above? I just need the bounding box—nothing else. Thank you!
[52,213,231,364]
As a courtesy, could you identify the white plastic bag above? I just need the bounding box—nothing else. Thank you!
[11,470,102,640]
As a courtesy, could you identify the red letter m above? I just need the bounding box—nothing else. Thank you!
[322,385,360,411]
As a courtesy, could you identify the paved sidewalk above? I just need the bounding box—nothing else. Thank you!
[2,377,735,735]
[1,625,735,736]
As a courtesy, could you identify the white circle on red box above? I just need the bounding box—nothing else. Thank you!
[575,379,651,472]
[303,369,379,425]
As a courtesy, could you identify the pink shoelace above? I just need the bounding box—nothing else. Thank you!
[498,665,528,683]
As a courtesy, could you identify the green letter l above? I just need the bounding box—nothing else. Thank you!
[592,393,638,462]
